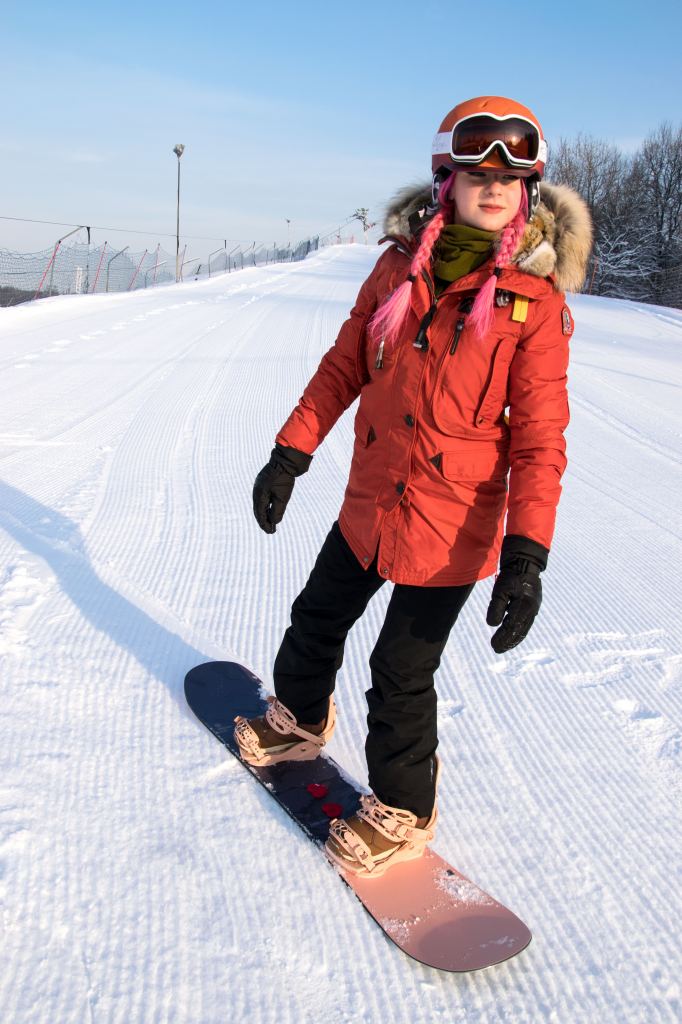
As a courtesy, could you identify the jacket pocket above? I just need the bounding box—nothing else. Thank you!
[430,329,520,436]
[440,443,509,484]
[473,338,516,428]
[354,408,376,448]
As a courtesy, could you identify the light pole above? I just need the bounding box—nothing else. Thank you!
[173,143,185,282]
[286,219,291,247]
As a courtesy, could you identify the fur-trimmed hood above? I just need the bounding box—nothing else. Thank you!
[382,181,593,292]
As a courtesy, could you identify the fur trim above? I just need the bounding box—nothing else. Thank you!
[381,180,593,292]
[383,183,432,239]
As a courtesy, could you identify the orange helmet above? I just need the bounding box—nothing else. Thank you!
[432,95,547,180]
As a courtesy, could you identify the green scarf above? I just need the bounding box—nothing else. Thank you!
[432,224,496,296]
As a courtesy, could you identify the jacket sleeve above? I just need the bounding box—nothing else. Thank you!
[275,259,381,455]
[505,291,572,550]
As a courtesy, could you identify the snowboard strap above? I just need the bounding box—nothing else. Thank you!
[357,793,435,845]
[328,819,378,872]
[265,696,327,747]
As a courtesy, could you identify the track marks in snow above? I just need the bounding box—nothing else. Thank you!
[439,697,465,720]
[560,628,679,691]
[0,557,54,655]
[483,624,682,803]
[0,786,36,937]
[2,252,681,1024]
[570,387,682,468]
[609,696,682,797]
[488,647,556,679]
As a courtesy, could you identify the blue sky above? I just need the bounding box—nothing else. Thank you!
[2,0,681,257]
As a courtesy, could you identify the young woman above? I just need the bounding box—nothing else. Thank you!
[236,96,593,878]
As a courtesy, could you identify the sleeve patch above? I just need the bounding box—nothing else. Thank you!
[562,307,574,336]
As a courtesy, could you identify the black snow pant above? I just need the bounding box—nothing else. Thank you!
[273,521,474,818]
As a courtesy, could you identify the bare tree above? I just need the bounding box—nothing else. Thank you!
[632,122,682,303]
[547,133,627,218]
[592,229,658,300]
[545,126,682,307]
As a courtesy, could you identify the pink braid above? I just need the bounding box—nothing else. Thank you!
[468,185,529,340]
[369,172,456,349]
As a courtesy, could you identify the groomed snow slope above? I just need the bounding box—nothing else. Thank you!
[0,245,680,1023]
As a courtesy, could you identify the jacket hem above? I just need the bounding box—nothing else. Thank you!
[338,514,495,587]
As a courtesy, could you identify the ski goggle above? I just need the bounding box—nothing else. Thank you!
[432,113,547,170]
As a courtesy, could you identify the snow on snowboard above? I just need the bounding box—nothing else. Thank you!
[184,661,531,972]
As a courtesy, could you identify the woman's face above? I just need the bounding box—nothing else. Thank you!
[452,170,523,232]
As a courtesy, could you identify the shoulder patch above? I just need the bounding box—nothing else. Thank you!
[562,307,574,336]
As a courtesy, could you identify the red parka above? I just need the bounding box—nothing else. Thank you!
[276,182,593,586]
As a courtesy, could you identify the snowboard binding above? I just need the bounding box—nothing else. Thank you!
[325,757,441,878]
[234,694,336,766]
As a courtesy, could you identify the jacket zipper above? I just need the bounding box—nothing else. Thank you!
[448,296,475,356]
[432,296,475,400]
[413,306,436,351]
[449,317,465,355]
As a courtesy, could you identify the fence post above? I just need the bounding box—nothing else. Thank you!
[128,250,148,291]
[106,246,129,292]
[34,241,60,301]
[91,242,108,293]
[34,225,84,301]
[152,243,161,286]
[208,247,227,277]
[144,261,167,288]
[181,255,201,278]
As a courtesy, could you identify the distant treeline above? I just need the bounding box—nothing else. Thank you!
[546,123,682,307]
[0,285,58,306]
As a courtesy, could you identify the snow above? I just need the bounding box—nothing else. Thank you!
[0,245,680,1022]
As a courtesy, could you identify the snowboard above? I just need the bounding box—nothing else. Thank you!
[184,661,532,973]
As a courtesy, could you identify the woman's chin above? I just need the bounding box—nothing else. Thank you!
[474,211,508,231]
[456,211,508,232]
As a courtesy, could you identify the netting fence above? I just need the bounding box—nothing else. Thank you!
[0,235,321,307]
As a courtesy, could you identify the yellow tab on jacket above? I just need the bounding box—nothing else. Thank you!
[511,295,529,322]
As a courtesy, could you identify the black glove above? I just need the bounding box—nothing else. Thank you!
[252,443,312,534]
[486,535,549,654]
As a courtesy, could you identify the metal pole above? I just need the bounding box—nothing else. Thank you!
[152,242,161,285]
[227,245,240,272]
[105,246,129,293]
[173,144,185,282]
[208,247,227,277]
[181,255,201,276]
[36,225,84,300]
[176,159,181,281]
[144,261,167,288]
[91,242,108,293]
